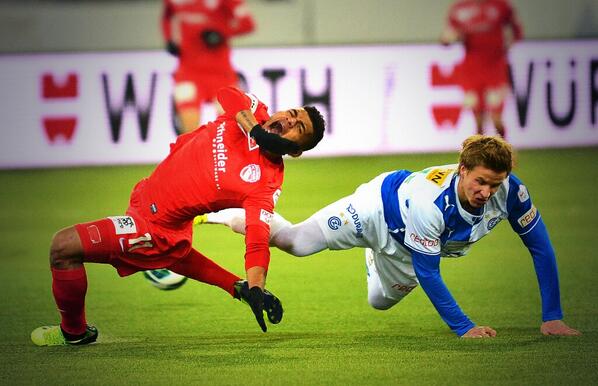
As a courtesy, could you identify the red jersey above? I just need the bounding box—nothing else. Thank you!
[136,87,282,270]
[162,0,255,74]
[448,0,523,66]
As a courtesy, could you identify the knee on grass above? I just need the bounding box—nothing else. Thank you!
[368,293,399,310]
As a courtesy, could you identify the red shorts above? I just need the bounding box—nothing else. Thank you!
[75,184,193,277]
[173,68,238,109]
[457,56,510,113]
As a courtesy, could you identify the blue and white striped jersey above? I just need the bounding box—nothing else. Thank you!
[380,164,562,336]
[381,164,538,257]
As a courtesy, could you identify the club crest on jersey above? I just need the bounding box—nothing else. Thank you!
[487,216,501,230]
[327,216,342,230]
[108,216,137,235]
[518,185,530,202]
[240,164,261,183]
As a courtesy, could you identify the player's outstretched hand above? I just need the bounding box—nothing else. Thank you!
[540,320,581,336]
[461,326,497,338]
[247,286,267,332]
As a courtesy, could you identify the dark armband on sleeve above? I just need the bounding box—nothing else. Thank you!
[250,124,300,155]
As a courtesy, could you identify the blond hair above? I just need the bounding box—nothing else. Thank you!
[458,135,514,174]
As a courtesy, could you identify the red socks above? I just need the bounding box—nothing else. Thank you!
[51,267,87,336]
[169,249,240,296]
[50,250,239,336]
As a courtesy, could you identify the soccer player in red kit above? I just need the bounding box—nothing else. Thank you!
[441,0,523,138]
[162,0,255,134]
[31,86,326,346]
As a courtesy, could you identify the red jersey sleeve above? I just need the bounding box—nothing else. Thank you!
[447,2,462,31]
[216,86,270,124]
[225,0,255,37]
[503,1,524,41]
[242,191,275,270]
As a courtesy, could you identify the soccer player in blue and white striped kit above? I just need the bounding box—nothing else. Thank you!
[201,135,580,338]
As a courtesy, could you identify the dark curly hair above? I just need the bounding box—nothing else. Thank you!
[302,106,326,151]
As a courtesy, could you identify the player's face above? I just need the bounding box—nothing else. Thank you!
[263,108,314,151]
[458,165,507,210]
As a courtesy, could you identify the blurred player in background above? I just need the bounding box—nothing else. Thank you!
[441,0,523,139]
[31,86,326,346]
[163,0,255,134]
[201,135,580,338]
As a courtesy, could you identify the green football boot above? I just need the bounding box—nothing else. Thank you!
[31,325,98,346]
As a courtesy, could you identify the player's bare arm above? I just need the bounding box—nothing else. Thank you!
[246,266,266,290]
[235,109,259,132]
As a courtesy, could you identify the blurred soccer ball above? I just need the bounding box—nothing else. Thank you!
[143,269,188,290]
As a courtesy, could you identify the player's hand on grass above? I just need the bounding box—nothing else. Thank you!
[540,320,581,336]
[245,266,267,332]
[461,326,497,338]
[247,286,267,332]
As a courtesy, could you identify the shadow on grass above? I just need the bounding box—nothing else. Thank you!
[29,327,583,368]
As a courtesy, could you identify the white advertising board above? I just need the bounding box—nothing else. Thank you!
[0,40,596,168]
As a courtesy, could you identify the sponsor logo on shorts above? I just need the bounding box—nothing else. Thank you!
[517,205,537,228]
[518,184,530,202]
[327,216,342,230]
[391,283,417,294]
[87,225,101,244]
[346,204,364,238]
[108,216,137,235]
[487,216,501,230]
[240,164,261,183]
[409,233,439,248]
[260,209,273,225]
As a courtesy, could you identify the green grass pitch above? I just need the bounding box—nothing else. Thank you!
[0,148,597,385]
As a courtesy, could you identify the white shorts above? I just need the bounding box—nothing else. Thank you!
[309,173,419,307]
[365,248,418,307]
